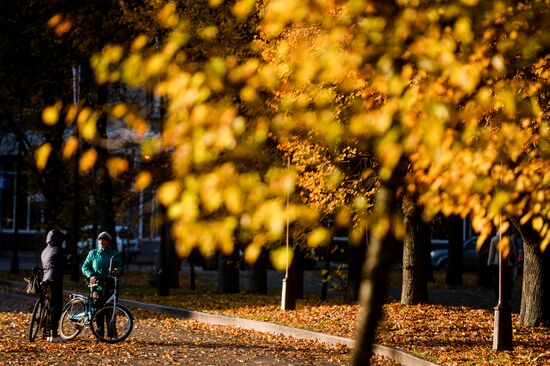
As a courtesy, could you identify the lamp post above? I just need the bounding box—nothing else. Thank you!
[493,222,513,350]
[281,155,295,310]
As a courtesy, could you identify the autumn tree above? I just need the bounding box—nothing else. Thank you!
[38,0,548,364]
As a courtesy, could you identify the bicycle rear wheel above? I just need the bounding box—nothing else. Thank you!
[59,298,87,340]
[29,298,44,342]
[90,304,133,343]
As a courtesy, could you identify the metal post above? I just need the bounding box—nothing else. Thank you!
[281,155,295,310]
[493,227,513,350]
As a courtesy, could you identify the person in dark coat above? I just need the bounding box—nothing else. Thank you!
[41,229,66,342]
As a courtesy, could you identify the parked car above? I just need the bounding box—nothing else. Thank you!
[431,235,524,272]
[77,225,141,260]
[431,236,480,270]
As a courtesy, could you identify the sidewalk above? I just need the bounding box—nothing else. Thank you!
[0,278,439,366]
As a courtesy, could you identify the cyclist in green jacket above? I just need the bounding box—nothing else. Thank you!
[81,231,124,306]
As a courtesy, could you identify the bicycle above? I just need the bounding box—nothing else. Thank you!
[59,256,134,343]
[27,268,52,342]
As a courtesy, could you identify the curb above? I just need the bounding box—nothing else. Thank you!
[1,279,440,366]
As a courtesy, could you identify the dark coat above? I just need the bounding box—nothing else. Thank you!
[41,230,66,283]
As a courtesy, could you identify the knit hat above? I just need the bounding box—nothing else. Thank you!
[46,230,65,246]
[98,231,112,242]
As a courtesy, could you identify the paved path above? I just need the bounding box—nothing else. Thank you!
[0,289,353,366]
[0,286,403,366]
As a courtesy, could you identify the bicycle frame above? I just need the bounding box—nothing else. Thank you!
[60,253,133,343]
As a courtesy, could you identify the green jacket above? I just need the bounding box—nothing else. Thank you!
[81,247,124,287]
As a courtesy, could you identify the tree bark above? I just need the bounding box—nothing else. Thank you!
[520,241,544,326]
[249,247,268,294]
[352,185,401,366]
[348,237,367,301]
[293,247,305,299]
[95,84,117,248]
[445,215,463,286]
[401,195,429,305]
[166,231,181,288]
[157,208,169,296]
[218,248,240,294]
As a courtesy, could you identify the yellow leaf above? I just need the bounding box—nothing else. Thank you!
[35,143,52,171]
[65,105,78,124]
[47,14,62,28]
[79,148,97,173]
[62,136,79,160]
[133,171,152,191]
[540,235,549,252]
[270,246,294,272]
[157,181,181,206]
[232,0,256,19]
[244,244,262,264]
[454,17,473,45]
[131,35,149,51]
[224,186,243,214]
[307,227,330,248]
[111,103,128,118]
[80,115,97,141]
[167,202,183,221]
[42,104,61,125]
[532,216,544,232]
[497,236,510,258]
[106,157,129,178]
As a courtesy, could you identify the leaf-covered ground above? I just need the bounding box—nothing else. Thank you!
[0,290,401,366]
[114,271,549,366]
[2,269,549,365]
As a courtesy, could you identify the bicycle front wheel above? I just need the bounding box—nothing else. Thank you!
[29,298,44,342]
[59,298,87,340]
[90,305,133,343]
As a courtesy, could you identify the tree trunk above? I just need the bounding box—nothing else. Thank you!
[348,237,367,301]
[69,142,81,282]
[218,248,240,294]
[10,144,22,275]
[249,247,268,294]
[543,247,550,324]
[352,185,401,366]
[95,84,117,248]
[401,195,429,305]
[157,209,169,296]
[294,247,305,299]
[445,215,463,286]
[321,242,331,301]
[166,232,181,288]
[520,241,544,326]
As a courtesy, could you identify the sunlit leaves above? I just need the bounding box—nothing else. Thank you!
[79,148,97,173]
[76,107,98,141]
[80,0,549,263]
[243,243,262,263]
[307,227,330,247]
[47,13,72,36]
[42,103,61,125]
[156,3,179,28]
[157,181,182,206]
[106,156,129,178]
[232,0,256,19]
[35,143,52,171]
[270,246,294,272]
[62,135,79,160]
[133,171,152,191]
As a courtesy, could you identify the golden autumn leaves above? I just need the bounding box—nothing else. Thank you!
[36,1,549,267]
[37,102,146,179]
